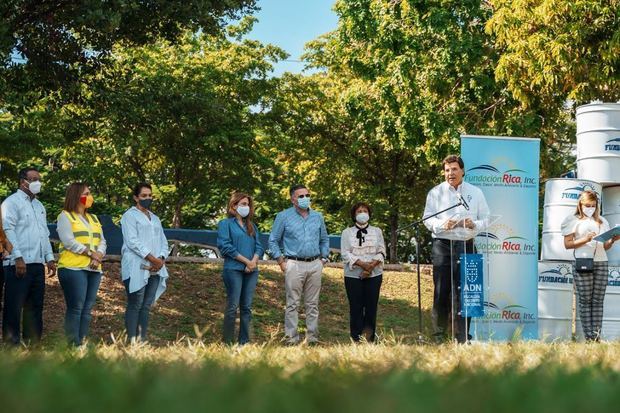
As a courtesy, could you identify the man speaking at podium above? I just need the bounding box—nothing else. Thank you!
[423,155,490,343]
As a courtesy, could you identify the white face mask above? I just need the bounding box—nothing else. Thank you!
[356,212,369,224]
[237,205,250,218]
[28,180,42,195]
[583,206,596,218]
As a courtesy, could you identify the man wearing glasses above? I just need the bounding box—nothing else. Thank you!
[1,167,56,344]
[269,184,330,345]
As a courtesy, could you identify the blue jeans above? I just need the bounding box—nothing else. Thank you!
[222,269,258,344]
[58,268,102,346]
[124,275,160,341]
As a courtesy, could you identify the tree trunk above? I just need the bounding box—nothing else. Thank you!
[386,151,404,263]
[389,209,399,264]
[170,195,185,256]
[172,197,184,228]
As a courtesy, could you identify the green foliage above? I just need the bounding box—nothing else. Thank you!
[1,0,612,263]
[46,26,286,227]
[488,0,620,106]
[266,0,568,261]
[0,0,257,99]
[0,0,264,223]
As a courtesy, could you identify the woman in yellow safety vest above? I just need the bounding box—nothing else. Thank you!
[57,182,107,346]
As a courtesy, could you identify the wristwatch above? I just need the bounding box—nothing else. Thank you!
[86,249,93,257]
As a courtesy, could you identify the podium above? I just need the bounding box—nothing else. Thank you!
[434,213,501,342]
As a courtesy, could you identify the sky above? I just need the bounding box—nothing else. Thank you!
[246,0,339,76]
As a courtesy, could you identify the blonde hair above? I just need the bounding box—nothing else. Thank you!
[574,190,602,224]
[226,192,256,237]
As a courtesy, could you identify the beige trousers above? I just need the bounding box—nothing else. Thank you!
[284,259,323,343]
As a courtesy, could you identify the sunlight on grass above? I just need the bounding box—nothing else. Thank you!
[9,340,620,375]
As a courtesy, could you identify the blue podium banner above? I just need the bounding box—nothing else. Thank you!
[460,253,484,318]
[462,135,540,340]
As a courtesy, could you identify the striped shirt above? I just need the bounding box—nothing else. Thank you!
[268,207,329,260]
[1,189,54,265]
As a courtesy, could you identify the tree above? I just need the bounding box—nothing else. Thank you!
[0,0,257,97]
[0,0,259,194]
[487,0,620,106]
[268,0,524,261]
[267,0,578,262]
[17,21,287,230]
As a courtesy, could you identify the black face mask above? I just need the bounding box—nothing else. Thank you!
[138,199,153,210]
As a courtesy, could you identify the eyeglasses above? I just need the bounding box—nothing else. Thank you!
[297,194,311,199]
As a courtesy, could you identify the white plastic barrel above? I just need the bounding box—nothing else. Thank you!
[543,178,602,205]
[541,232,574,261]
[538,261,574,341]
[603,185,620,215]
[576,103,620,184]
[541,179,602,260]
[576,103,620,134]
[543,205,577,233]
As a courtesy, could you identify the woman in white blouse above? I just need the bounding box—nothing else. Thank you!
[341,202,386,342]
[562,190,619,341]
[120,182,169,342]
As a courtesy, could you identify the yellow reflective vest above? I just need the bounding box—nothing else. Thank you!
[58,211,103,270]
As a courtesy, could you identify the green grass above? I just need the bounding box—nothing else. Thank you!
[3,342,620,412]
[9,263,620,412]
[42,262,435,345]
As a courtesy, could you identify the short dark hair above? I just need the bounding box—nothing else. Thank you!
[18,167,38,182]
[442,155,464,170]
[350,202,372,223]
[133,182,152,197]
[63,182,88,213]
[289,184,307,197]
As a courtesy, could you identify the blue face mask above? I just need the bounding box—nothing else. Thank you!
[297,196,311,210]
[237,205,250,218]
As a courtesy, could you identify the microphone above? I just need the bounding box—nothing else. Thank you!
[457,193,470,211]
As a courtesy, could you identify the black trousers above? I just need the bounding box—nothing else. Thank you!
[2,264,45,345]
[344,274,383,342]
[432,239,474,343]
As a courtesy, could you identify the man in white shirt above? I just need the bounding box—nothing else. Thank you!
[1,167,56,344]
[423,155,490,343]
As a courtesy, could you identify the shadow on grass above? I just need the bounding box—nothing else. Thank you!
[38,263,435,346]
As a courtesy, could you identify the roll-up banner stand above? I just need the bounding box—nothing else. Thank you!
[461,135,540,340]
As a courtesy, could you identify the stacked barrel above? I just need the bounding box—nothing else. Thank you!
[539,103,620,341]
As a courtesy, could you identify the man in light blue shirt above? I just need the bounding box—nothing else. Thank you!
[1,167,56,344]
[269,184,329,345]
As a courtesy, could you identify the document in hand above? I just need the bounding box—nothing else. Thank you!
[594,225,620,243]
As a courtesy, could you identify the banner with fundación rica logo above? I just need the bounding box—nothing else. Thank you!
[461,135,540,340]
